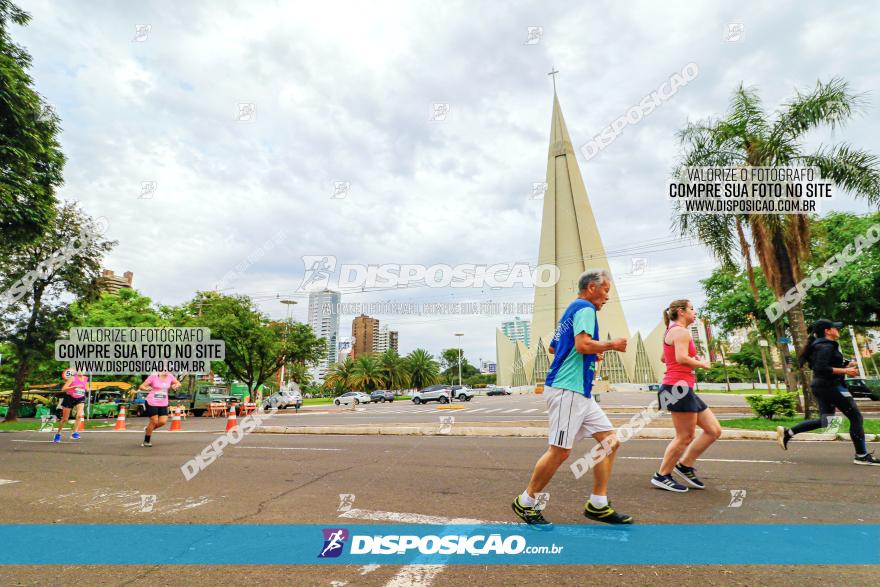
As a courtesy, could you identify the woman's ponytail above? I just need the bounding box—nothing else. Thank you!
[798,333,817,367]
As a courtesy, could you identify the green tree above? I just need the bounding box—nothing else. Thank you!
[439,347,478,384]
[351,354,385,392]
[325,357,356,394]
[189,292,325,395]
[378,349,409,390]
[0,203,113,420]
[674,78,880,414]
[0,1,65,247]
[404,348,439,390]
[69,288,164,328]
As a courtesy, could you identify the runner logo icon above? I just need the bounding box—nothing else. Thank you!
[319,528,349,558]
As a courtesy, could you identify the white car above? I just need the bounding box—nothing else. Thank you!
[334,391,372,406]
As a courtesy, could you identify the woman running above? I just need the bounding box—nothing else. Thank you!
[54,371,89,443]
[651,299,722,492]
[138,366,181,447]
[776,319,879,465]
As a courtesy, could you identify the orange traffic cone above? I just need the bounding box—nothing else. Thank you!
[75,413,85,432]
[169,406,182,431]
[114,406,127,431]
[225,404,238,432]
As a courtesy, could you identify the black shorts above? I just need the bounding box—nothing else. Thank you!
[658,384,708,413]
[61,395,85,409]
[145,404,169,417]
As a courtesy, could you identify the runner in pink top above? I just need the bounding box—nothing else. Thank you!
[55,371,89,443]
[650,299,722,494]
[138,366,181,447]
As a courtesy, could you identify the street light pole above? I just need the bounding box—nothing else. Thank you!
[279,300,298,391]
[454,333,464,388]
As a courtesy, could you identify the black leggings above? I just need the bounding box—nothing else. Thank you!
[790,386,867,455]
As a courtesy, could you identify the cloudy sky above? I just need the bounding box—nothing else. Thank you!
[14,0,880,365]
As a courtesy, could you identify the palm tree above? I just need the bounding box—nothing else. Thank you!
[675,78,880,415]
[404,348,439,390]
[351,354,385,392]
[287,362,312,386]
[324,357,356,394]
[378,349,409,390]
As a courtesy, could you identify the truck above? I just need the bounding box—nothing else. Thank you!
[172,386,238,417]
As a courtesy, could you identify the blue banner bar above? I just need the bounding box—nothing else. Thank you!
[1,524,877,565]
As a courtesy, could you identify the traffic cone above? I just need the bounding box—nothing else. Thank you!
[169,406,182,431]
[114,406,127,431]
[225,404,238,432]
[75,413,85,432]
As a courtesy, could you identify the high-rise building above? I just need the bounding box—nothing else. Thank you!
[351,314,379,359]
[501,317,531,348]
[98,269,133,294]
[307,289,341,381]
[337,337,352,363]
[373,326,400,354]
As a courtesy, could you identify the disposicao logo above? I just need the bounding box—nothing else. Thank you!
[318,528,349,558]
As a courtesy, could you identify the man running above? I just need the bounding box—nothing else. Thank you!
[512,269,632,525]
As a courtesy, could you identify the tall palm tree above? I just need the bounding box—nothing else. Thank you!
[404,348,439,390]
[351,354,385,392]
[287,361,312,386]
[378,349,409,390]
[324,357,356,393]
[675,78,880,414]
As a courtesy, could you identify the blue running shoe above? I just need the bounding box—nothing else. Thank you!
[71,432,81,440]
[53,433,61,443]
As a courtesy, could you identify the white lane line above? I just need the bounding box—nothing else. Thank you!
[620,456,793,464]
[482,409,503,414]
[466,408,486,413]
[340,508,487,525]
[0,479,20,486]
[235,446,342,451]
[360,564,381,576]
[501,409,520,414]
[522,409,540,414]
[11,440,55,443]
[542,410,549,414]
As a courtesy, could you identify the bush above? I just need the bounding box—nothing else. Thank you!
[745,392,798,420]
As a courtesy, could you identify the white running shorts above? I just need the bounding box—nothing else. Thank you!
[545,385,613,449]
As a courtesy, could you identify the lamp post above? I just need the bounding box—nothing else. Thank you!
[454,333,464,389]
[758,338,773,393]
[279,300,298,390]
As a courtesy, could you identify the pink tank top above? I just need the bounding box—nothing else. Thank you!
[67,375,88,399]
[662,324,697,387]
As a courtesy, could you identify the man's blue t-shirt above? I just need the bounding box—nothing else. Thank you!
[545,299,599,397]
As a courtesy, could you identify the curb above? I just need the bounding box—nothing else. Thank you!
[255,425,879,441]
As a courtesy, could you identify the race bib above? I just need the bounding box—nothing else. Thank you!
[153,392,166,400]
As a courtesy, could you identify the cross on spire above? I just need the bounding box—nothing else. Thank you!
[548,67,559,93]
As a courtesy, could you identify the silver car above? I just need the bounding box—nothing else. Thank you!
[334,391,372,406]
[412,384,453,404]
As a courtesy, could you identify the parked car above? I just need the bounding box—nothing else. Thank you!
[647,384,661,392]
[263,389,303,411]
[449,385,474,401]
[370,390,395,403]
[412,384,453,404]
[334,392,372,406]
[845,378,880,401]
[485,386,511,396]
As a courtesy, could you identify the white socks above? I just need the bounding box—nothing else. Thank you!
[519,491,536,507]
[589,494,608,508]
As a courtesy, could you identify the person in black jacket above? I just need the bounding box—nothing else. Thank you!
[776,319,879,465]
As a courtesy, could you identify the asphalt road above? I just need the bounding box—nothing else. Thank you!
[1,426,878,585]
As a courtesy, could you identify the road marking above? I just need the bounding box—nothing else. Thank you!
[522,409,540,414]
[620,456,793,464]
[360,564,381,575]
[385,565,446,587]
[501,409,520,414]
[236,446,342,451]
[0,479,20,486]
[466,408,486,413]
[339,508,502,525]
[11,439,55,443]
[482,409,503,414]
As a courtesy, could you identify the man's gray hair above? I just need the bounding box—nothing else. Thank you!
[577,269,611,292]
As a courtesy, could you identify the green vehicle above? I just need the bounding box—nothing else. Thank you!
[181,386,238,417]
[229,382,268,403]
[52,391,122,419]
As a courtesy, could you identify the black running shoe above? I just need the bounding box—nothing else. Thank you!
[673,463,705,489]
[854,452,880,466]
[651,472,688,492]
[512,496,551,525]
[583,501,633,525]
[776,426,792,450]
